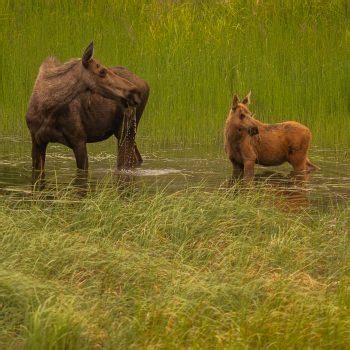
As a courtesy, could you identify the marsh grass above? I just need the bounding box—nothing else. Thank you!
[0,0,348,147]
[0,181,349,348]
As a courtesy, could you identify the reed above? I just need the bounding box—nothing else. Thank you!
[0,0,348,148]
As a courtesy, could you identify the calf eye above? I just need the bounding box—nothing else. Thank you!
[99,69,107,77]
[239,114,245,120]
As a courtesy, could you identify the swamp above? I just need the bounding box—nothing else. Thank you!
[0,1,349,349]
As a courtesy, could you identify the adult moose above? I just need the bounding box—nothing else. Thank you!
[26,42,146,180]
[224,92,319,178]
[66,65,149,170]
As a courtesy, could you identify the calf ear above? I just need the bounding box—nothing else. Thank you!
[82,41,94,68]
[232,95,239,110]
[242,91,251,105]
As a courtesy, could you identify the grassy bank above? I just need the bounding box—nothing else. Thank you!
[0,183,349,348]
[0,0,348,147]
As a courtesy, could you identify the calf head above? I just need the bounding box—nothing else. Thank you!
[230,91,259,136]
[80,42,141,106]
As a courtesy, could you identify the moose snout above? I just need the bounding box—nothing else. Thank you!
[125,89,142,107]
[248,126,259,136]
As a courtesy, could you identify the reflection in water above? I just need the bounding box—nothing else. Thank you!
[226,170,312,211]
[116,168,181,177]
[254,171,311,211]
[0,137,349,209]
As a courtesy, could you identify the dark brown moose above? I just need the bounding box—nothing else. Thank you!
[224,92,319,178]
[48,66,149,170]
[26,42,148,181]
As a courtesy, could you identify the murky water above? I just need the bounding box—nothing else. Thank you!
[0,136,349,210]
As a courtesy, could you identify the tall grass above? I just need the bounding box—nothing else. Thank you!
[0,182,349,348]
[0,0,348,148]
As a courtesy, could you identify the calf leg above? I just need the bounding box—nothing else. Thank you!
[290,158,311,182]
[230,158,244,177]
[291,161,307,172]
[289,152,308,173]
[244,159,256,179]
[72,143,88,170]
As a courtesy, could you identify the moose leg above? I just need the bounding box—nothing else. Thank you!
[243,159,256,179]
[292,161,307,173]
[72,142,88,170]
[134,145,143,165]
[289,158,310,181]
[230,159,244,178]
[31,140,47,184]
[133,119,144,166]
[288,151,308,173]
[72,142,88,193]
[32,141,47,170]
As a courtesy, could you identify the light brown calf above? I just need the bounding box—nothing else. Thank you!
[224,92,319,178]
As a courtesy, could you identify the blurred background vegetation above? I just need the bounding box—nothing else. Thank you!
[0,0,348,147]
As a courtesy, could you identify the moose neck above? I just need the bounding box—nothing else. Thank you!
[253,118,265,127]
[36,59,86,112]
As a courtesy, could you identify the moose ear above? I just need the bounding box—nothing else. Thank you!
[232,95,239,110]
[242,91,251,105]
[82,41,94,68]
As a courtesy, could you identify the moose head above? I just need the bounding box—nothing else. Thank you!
[230,91,259,136]
[80,42,141,107]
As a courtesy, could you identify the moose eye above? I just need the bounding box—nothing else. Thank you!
[239,113,245,120]
[99,69,107,78]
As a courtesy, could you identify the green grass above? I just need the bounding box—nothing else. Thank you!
[0,182,349,349]
[0,0,349,147]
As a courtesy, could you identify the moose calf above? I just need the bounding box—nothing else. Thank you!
[224,92,318,178]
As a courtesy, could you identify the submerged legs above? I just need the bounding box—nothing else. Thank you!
[72,142,88,170]
[231,160,244,178]
[31,140,47,186]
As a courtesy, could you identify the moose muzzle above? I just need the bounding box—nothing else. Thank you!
[125,89,142,107]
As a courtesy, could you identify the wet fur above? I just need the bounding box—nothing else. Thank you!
[224,93,319,178]
[28,67,149,172]
[26,44,146,179]
[55,66,149,168]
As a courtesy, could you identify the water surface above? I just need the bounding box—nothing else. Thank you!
[0,136,349,210]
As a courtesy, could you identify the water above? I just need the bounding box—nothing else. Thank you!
[0,136,349,210]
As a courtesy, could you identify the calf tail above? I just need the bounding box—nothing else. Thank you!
[306,158,320,171]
